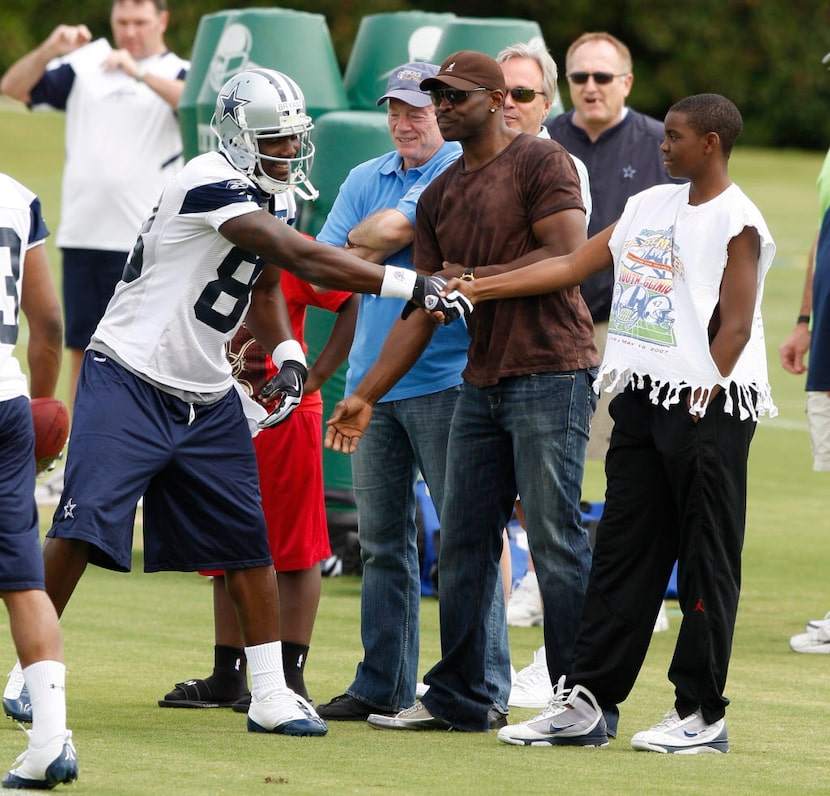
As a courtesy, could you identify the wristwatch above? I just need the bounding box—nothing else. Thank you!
[460,267,475,282]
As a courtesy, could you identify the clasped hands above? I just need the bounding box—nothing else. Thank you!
[407,268,477,324]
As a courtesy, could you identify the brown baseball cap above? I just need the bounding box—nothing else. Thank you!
[420,50,507,93]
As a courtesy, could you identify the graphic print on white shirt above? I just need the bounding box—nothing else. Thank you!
[610,225,679,348]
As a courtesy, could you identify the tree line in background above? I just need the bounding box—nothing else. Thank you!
[2,0,829,150]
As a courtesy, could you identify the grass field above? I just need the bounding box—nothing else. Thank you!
[0,101,829,794]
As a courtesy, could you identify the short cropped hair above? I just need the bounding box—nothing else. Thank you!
[496,41,558,104]
[113,0,167,11]
[669,94,743,157]
[565,32,633,74]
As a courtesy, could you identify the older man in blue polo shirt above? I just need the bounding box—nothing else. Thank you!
[315,62,511,725]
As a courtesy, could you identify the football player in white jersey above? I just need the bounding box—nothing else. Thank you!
[35,68,470,738]
[0,173,78,788]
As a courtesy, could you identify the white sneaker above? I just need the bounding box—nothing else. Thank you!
[507,571,543,627]
[790,623,830,653]
[509,646,551,708]
[653,601,670,633]
[247,688,328,736]
[630,709,729,754]
[806,610,830,632]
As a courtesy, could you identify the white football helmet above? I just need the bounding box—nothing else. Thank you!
[211,68,318,200]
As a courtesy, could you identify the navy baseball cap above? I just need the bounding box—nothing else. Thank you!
[376,62,439,108]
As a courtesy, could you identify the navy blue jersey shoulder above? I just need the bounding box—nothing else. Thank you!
[28,196,49,244]
[180,179,261,215]
[29,62,75,110]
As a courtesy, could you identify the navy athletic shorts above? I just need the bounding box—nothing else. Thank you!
[47,352,273,573]
[0,397,46,590]
[62,248,129,350]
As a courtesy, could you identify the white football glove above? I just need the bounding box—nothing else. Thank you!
[257,360,308,429]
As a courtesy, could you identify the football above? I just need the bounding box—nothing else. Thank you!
[31,397,69,474]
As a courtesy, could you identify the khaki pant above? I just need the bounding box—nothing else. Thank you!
[807,391,830,472]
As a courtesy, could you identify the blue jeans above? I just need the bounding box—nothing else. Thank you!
[346,386,511,713]
[422,370,595,731]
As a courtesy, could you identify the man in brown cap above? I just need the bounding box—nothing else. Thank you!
[325,50,598,732]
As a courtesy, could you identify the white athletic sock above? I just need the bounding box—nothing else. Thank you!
[24,660,66,748]
[245,641,287,700]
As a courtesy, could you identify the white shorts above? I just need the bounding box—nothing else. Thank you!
[806,391,830,472]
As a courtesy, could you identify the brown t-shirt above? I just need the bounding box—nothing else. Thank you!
[414,134,598,387]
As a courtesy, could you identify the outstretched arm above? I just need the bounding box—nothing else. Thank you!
[220,210,468,320]
[445,224,615,304]
[779,231,816,375]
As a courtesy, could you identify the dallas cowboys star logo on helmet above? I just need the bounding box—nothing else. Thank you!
[218,84,249,124]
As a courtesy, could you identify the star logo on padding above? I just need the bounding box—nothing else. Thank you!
[622,165,637,180]
[62,498,77,519]
[219,84,249,124]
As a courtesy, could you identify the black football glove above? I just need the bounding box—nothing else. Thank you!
[257,360,308,429]
[401,274,474,324]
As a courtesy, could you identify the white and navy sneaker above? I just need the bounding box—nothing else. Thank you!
[2,729,78,789]
[247,689,327,736]
[790,623,830,653]
[497,676,608,747]
[630,709,729,754]
[2,665,31,723]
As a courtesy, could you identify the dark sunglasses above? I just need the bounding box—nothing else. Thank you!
[567,71,627,85]
[507,88,544,103]
[429,87,488,106]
